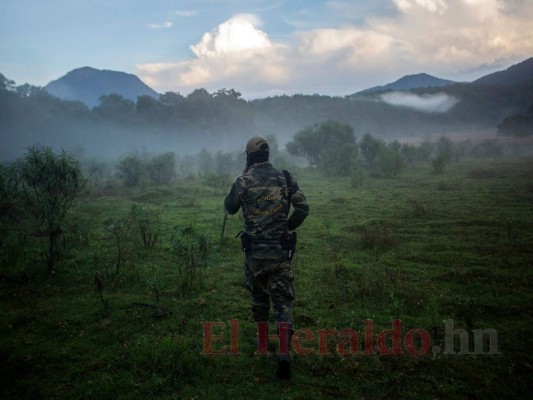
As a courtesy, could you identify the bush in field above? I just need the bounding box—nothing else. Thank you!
[104,216,130,275]
[287,120,357,175]
[84,159,112,189]
[19,146,83,273]
[431,153,448,174]
[359,135,404,177]
[400,143,418,164]
[170,223,211,294]
[131,204,160,249]
[431,136,452,174]
[453,140,473,161]
[147,152,176,184]
[197,147,215,175]
[359,133,384,170]
[376,142,405,177]
[117,154,144,187]
[349,166,364,189]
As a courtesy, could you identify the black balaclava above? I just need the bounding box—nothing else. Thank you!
[246,144,269,167]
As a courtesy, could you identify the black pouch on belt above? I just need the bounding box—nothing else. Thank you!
[236,231,252,253]
[281,231,297,260]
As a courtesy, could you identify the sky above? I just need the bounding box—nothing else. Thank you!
[1,0,532,98]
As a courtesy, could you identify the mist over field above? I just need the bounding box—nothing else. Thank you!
[2,58,533,164]
[1,57,533,400]
[2,0,533,396]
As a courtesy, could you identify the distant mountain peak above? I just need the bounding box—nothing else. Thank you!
[354,73,456,95]
[473,57,533,86]
[44,67,158,107]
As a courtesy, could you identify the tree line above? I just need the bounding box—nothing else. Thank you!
[2,72,533,160]
[286,120,521,181]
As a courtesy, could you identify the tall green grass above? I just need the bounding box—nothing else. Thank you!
[1,158,532,399]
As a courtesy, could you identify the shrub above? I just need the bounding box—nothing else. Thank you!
[104,216,130,275]
[287,120,357,175]
[431,153,448,174]
[376,144,405,177]
[131,204,161,249]
[20,146,84,273]
[147,152,176,184]
[431,136,452,174]
[171,223,211,294]
[117,154,144,187]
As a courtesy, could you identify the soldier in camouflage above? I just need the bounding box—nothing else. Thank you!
[224,135,309,380]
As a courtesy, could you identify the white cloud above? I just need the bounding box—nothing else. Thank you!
[147,21,173,29]
[174,10,198,17]
[137,15,290,95]
[191,14,270,57]
[380,92,460,113]
[138,1,533,96]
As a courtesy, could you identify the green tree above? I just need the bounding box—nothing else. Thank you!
[287,120,357,175]
[431,136,453,174]
[15,83,42,98]
[376,143,405,177]
[197,147,215,175]
[159,91,185,107]
[118,154,144,186]
[0,73,15,91]
[136,95,168,123]
[0,162,21,216]
[20,146,83,273]
[93,93,135,122]
[286,127,321,166]
[359,133,384,169]
[147,152,176,184]
[187,88,212,103]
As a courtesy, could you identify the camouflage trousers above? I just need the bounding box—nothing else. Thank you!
[244,254,295,325]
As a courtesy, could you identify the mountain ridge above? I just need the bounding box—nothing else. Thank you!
[355,73,456,95]
[44,66,159,107]
[473,57,533,86]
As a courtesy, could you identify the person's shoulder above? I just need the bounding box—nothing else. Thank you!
[234,172,256,187]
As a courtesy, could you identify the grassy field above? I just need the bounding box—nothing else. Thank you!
[1,156,532,399]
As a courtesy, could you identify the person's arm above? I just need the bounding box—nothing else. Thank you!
[287,176,309,230]
[224,181,242,215]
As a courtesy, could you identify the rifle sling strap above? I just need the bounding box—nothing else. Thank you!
[282,169,292,213]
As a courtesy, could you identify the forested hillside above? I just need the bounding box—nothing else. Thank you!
[1,61,533,160]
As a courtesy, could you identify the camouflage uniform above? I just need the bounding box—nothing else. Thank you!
[224,161,309,326]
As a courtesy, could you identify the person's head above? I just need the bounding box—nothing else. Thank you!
[245,135,269,166]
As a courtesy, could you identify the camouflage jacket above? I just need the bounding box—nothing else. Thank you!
[224,162,309,259]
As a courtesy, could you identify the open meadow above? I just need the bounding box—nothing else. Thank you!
[1,155,532,399]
